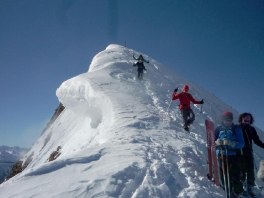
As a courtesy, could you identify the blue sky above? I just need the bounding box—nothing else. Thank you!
[0,0,264,148]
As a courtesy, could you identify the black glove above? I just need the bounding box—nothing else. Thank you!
[174,88,178,93]
[200,99,204,104]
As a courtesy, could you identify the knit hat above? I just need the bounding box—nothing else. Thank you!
[182,85,189,91]
[222,111,233,121]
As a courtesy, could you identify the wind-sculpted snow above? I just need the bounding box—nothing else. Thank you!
[56,74,112,129]
[24,151,102,177]
[1,44,264,198]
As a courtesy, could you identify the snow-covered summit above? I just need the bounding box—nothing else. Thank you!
[0,44,263,197]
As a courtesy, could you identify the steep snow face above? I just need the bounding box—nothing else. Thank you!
[0,44,263,198]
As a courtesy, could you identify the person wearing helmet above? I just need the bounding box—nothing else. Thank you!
[215,112,245,198]
[171,84,204,132]
[238,112,264,197]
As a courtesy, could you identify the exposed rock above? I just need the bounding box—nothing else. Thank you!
[47,146,62,162]
[4,161,23,182]
[4,152,33,182]
[41,103,65,135]
[0,146,28,183]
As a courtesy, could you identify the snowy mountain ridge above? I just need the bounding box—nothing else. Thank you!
[0,44,263,198]
[0,146,27,162]
[0,145,28,183]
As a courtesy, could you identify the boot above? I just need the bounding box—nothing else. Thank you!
[248,185,260,197]
[183,126,189,132]
[230,190,242,198]
[187,119,192,126]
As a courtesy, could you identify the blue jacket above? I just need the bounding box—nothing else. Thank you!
[214,124,245,155]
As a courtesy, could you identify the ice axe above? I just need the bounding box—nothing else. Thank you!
[200,99,204,114]
[166,100,172,114]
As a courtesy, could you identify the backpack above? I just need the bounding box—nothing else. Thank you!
[219,124,243,155]
[137,63,144,70]
[219,124,237,136]
[180,93,190,100]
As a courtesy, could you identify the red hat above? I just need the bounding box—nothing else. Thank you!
[222,111,233,121]
[182,85,189,91]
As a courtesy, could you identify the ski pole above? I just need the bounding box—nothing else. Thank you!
[200,99,204,114]
[161,99,172,121]
[252,149,258,172]
[225,146,231,197]
[220,147,228,198]
[251,149,262,190]
[166,100,172,114]
[131,55,135,73]
[200,103,203,114]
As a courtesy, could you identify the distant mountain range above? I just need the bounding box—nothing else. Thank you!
[0,145,28,183]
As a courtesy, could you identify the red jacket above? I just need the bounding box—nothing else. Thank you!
[172,92,202,110]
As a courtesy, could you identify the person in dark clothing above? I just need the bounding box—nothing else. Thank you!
[215,112,245,198]
[171,85,203,132]
[132,54,149,79]
[133,54,149,64]
[132,59,147,79]
[238,112,264,197]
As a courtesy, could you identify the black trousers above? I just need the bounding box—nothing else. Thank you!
[217,154,243,194]
[180,109,195,128]
[240,154,255,186]
[137,69,144,79]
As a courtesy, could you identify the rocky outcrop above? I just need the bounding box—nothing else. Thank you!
[2,104,65,183]
[0,146,28,183]
[47,146,62,162]
[41,103,65,135]
[0,163,12,184]
[4,161,23,182]
[4,152,33,182]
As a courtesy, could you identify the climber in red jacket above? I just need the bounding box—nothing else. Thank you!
[171,84,204,132]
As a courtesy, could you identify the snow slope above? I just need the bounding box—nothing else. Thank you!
[0,44,263,198]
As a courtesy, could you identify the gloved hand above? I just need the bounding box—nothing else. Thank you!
[174,88,178,93]
[200,99,204,104]
[215,138,223,146]
[223,138,236,147]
